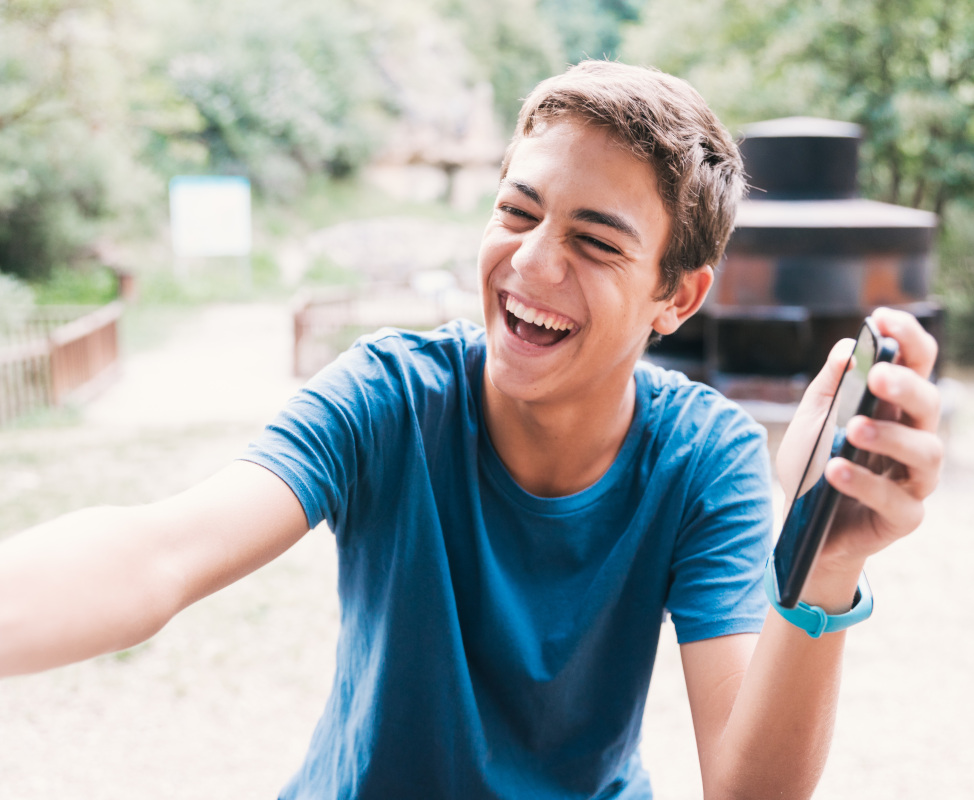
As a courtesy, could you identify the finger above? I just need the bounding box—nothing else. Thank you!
[776,338,856,490]
[806,337,856,403]
[777,338,859,495]
[867,361,942,432]
[870,306,938,380]
[844,415,944,498]
[825,456,925,538]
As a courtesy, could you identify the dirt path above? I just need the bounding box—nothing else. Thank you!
[86,302,303,430]
[0,302,339,799]
[1,303,972,798]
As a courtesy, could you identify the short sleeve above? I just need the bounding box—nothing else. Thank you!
[664,402,773,644]
[239,333,410,532]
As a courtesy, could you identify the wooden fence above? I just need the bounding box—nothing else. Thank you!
[0,302,123,427]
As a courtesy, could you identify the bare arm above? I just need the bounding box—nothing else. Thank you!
[681,308,943,799]
[681,617,846,799]
[0,460,308,677]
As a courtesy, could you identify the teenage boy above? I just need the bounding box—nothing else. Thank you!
[0,61,943,799]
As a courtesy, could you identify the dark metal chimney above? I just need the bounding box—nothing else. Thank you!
[649,116,941,403]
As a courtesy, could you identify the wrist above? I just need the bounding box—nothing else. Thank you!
[765,558,873,639]
[799,558,867,614]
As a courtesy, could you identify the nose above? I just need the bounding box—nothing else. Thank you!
[510,223,568,285]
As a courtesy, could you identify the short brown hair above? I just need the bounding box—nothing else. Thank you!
[501,60,745,300]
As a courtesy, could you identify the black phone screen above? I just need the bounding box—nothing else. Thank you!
[772,317,898,608]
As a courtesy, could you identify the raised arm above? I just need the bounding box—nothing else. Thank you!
[680,308,942,799]
[0,460,308,677]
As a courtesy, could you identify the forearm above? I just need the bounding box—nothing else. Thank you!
[0,505,181,677]
[706,564,863,800]
[701,308,942,798]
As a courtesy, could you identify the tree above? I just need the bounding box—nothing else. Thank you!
[0,0,154,279]
[803,0,974,216]
[623,0,974,216]
[538,0,644,64]
[145,0,391,199]
[624,0,974,361]
[437,0,565,127]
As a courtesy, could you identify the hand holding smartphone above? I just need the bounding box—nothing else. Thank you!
[771,317,899,609]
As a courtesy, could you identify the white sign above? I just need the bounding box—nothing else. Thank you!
[169,176,252,258]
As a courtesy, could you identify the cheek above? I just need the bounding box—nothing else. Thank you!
[477,231,508,285]
[476,238,490,279]
[593,285,656,348]
[586,273,638,326]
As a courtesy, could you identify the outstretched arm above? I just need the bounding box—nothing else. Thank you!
[0,460,308,677]
[681,308,942,799]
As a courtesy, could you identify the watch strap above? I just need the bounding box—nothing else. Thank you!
[764,557,873,638]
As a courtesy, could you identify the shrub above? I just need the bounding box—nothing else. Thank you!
[154,0,389,198]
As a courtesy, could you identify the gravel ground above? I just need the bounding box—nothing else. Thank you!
[1,300,972,799]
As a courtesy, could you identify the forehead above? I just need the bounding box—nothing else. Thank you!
[504,115,641,173]
[502,119,668,229]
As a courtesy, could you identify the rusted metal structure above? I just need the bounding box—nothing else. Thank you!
[649,117,941,404]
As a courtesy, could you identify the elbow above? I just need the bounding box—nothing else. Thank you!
[0,505,185,677]
[703,763,823,800]
[101,578,180,657]
[64,505,188,665]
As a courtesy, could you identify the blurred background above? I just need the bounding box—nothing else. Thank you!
[1,0,972,356]
[1,1,973,798]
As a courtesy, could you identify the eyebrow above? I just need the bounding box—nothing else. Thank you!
[572,208,641,244]
[502,178,642,244]
[505,179,543,206]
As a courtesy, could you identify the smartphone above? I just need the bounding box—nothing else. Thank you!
[771,317,899,608]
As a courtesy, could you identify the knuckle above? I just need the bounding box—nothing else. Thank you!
[902,501,925,535]
[912,499,925,529]
[927,435,945,470]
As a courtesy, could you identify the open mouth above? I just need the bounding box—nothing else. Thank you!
[504,295,574,347]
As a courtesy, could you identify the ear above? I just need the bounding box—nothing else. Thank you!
[652,265,713,336]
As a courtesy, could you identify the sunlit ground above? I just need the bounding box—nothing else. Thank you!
[1,303,972,799]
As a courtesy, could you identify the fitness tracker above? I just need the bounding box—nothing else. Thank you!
[764,557,873,638]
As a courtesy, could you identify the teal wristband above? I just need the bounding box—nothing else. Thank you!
[764,557,873,639]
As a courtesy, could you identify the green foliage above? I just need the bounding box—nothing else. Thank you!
[624,0,974,362]
[437,0,647,124]
[439,0,565,126]
[537,0,643,63]
[937,204,974,364]
[0,272,36,334]
[31,264,118,305]
[624,0,974,216]
[149,0,390,198]
[623,1,814,130]
[802,0,974,216]
[0,0,158,281]
[2,0,970,354]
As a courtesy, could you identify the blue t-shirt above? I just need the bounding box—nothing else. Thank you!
[242,320,772,800]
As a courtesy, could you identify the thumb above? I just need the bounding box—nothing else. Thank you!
[806,338,856,406]
[776,338,856,498]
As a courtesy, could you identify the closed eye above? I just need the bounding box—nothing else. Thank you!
[580,235,621,255]
[498,205,536,221]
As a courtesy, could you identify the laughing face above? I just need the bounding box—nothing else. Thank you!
[479,118,707,411]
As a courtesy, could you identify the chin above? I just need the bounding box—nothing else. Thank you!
[483,345,540,403]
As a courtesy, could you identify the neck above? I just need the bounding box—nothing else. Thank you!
[482,372,637,497]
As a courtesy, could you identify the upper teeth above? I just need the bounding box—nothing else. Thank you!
[505,296,573,331]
